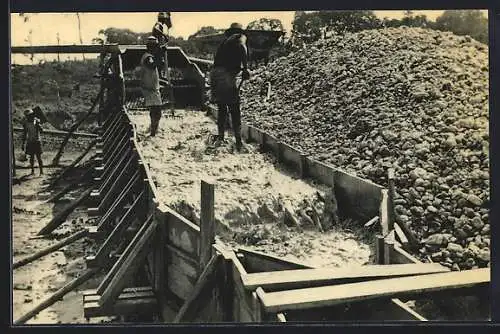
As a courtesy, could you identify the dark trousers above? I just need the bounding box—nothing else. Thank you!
[150,107,162,136]
[217,103,241,145]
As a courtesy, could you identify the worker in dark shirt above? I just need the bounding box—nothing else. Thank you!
[210,23,250,152]
[22,109,44,175]
[140,36,163,136]
[152,12,172,77]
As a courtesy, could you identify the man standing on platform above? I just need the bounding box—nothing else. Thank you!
[152,12,172,77]
[210,23,250,152]
[140,36,163,137]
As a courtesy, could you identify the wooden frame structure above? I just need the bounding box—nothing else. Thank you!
[11,44,490,323]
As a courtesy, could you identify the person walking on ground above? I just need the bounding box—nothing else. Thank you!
[21,109,44,176]
[140,36,163,137]
[210,22,250,152]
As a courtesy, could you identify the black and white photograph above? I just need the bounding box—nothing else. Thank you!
[9,9,491,324]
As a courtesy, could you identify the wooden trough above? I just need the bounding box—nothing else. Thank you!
[11,44,490,323]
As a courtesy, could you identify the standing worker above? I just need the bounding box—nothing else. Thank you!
[152,12,173,77]
[210,23,250,152]
[140,36,163,137]
[21,109,44,176]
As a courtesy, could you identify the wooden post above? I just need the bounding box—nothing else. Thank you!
[376,234,385,265]
[13,229,88,269]
[384,232,395,265]
[14,268,98,324]
[200,181,215,270]
[163,47,176,116]
[115,54,125,107]
[299,153,307,179]
[387,168,396,232]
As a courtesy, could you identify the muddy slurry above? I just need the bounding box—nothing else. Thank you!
[129,109,374,268]
[11,153,116,324]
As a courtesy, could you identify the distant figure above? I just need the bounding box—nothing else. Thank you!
[152,12,172,77]
[22,109,44,176]
[210,23,250,152]
[140,36,163,137]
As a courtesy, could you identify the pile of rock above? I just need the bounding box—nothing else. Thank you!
[241,27,489,269]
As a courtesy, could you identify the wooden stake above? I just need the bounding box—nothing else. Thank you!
[376,234,385,265]
[51,87,104,166]
[13,229,88,269]
[14,268,98,324]
[38,187,93,235]
[387,168,396,232]
[199,180,215,270]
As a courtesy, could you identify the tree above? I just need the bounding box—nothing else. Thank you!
[434,10,488,44]
[247,18,284,31]
[96,27,144,44]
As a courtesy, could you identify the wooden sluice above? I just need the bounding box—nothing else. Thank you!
[11,44,490,323]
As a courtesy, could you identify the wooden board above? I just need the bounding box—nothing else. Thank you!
[84,297,157,318]
[165,208,201,258]
[166,245,199,280]
[390,244,421,265]
[259,268,490,312]
[242,263,450,291]
[379,189,390,236]
[334,169,383,221]
[248,126,264,146]
[280,142,302,174]
[306,158,334,186]
[261,132,280,155]
[237,247,310,273]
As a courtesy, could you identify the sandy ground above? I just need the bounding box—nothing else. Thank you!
[11,150,115,325]
[129,109,374,268]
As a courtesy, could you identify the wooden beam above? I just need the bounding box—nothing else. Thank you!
[44,167,94,204]
[13,229,88,269]
[97,215,153,294]
[199,180,215,270]
[99,216,157,308]
[276,313,287,322]
[387,168,396,231]
[38,187,93,235]
[14,268,99,324]
[241,263,450,291]
[173,254,220,323]
[83,287,157,318]
[93,191,144,265]
[50,139,98,187]
[237,247,310,272]
[394,223,409,250]
[258,268,490,313]
[51,87,104,166]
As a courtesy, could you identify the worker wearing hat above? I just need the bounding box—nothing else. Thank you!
[152,12,173,77]
[21,108,44,175]
[140,36,163,137]
[210,22,250,152]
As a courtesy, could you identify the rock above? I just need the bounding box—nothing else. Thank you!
[423,233,450,247]
[481,224,490,235]
[471,216,484,230]
[447,242,464,254]
[477,248,490,262]
[466,194,483,207]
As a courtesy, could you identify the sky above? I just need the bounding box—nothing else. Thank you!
[10,10,486,64]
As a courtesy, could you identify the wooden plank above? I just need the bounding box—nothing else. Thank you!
[379,189,390,236]
[167,263,196,301]
[248,126,264,146]
[390,244,421,265]
[97,215,153,294]
[83,286,153,299]
[394,223,409,250]
[84,289,154,303]
[241,263,450,291]
[199,180,215,270]
[261,132,280,155]
[173,255,220,323]
[387,168,396,231]
[97,172,141,231]
[259,268,490,313]
[299,153,308,179]
[237,247,310,273]
[232,257,254,321]
[252,290,262,322]
[166,246,199,280]
[384,231,395,265]
[99,217,157,308]
[280,142,302,174]
[84,297,157,318]
[387,299,428,321]
[99,156,136,212]
[276,313,287,322]
[376,235,385,265]
[165,208,201,258]
[334,169,383,221]
[306,158,334,186]
[13,229,88,269]
[93,191,144,265]
[14,268,99,324]
[38,187,92,235]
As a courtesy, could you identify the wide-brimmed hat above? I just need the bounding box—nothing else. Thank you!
[225,22,245,36]
[146,36,159,45]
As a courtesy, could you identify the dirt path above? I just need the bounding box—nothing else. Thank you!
[11,152,114,325]
[129,109,374,268]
